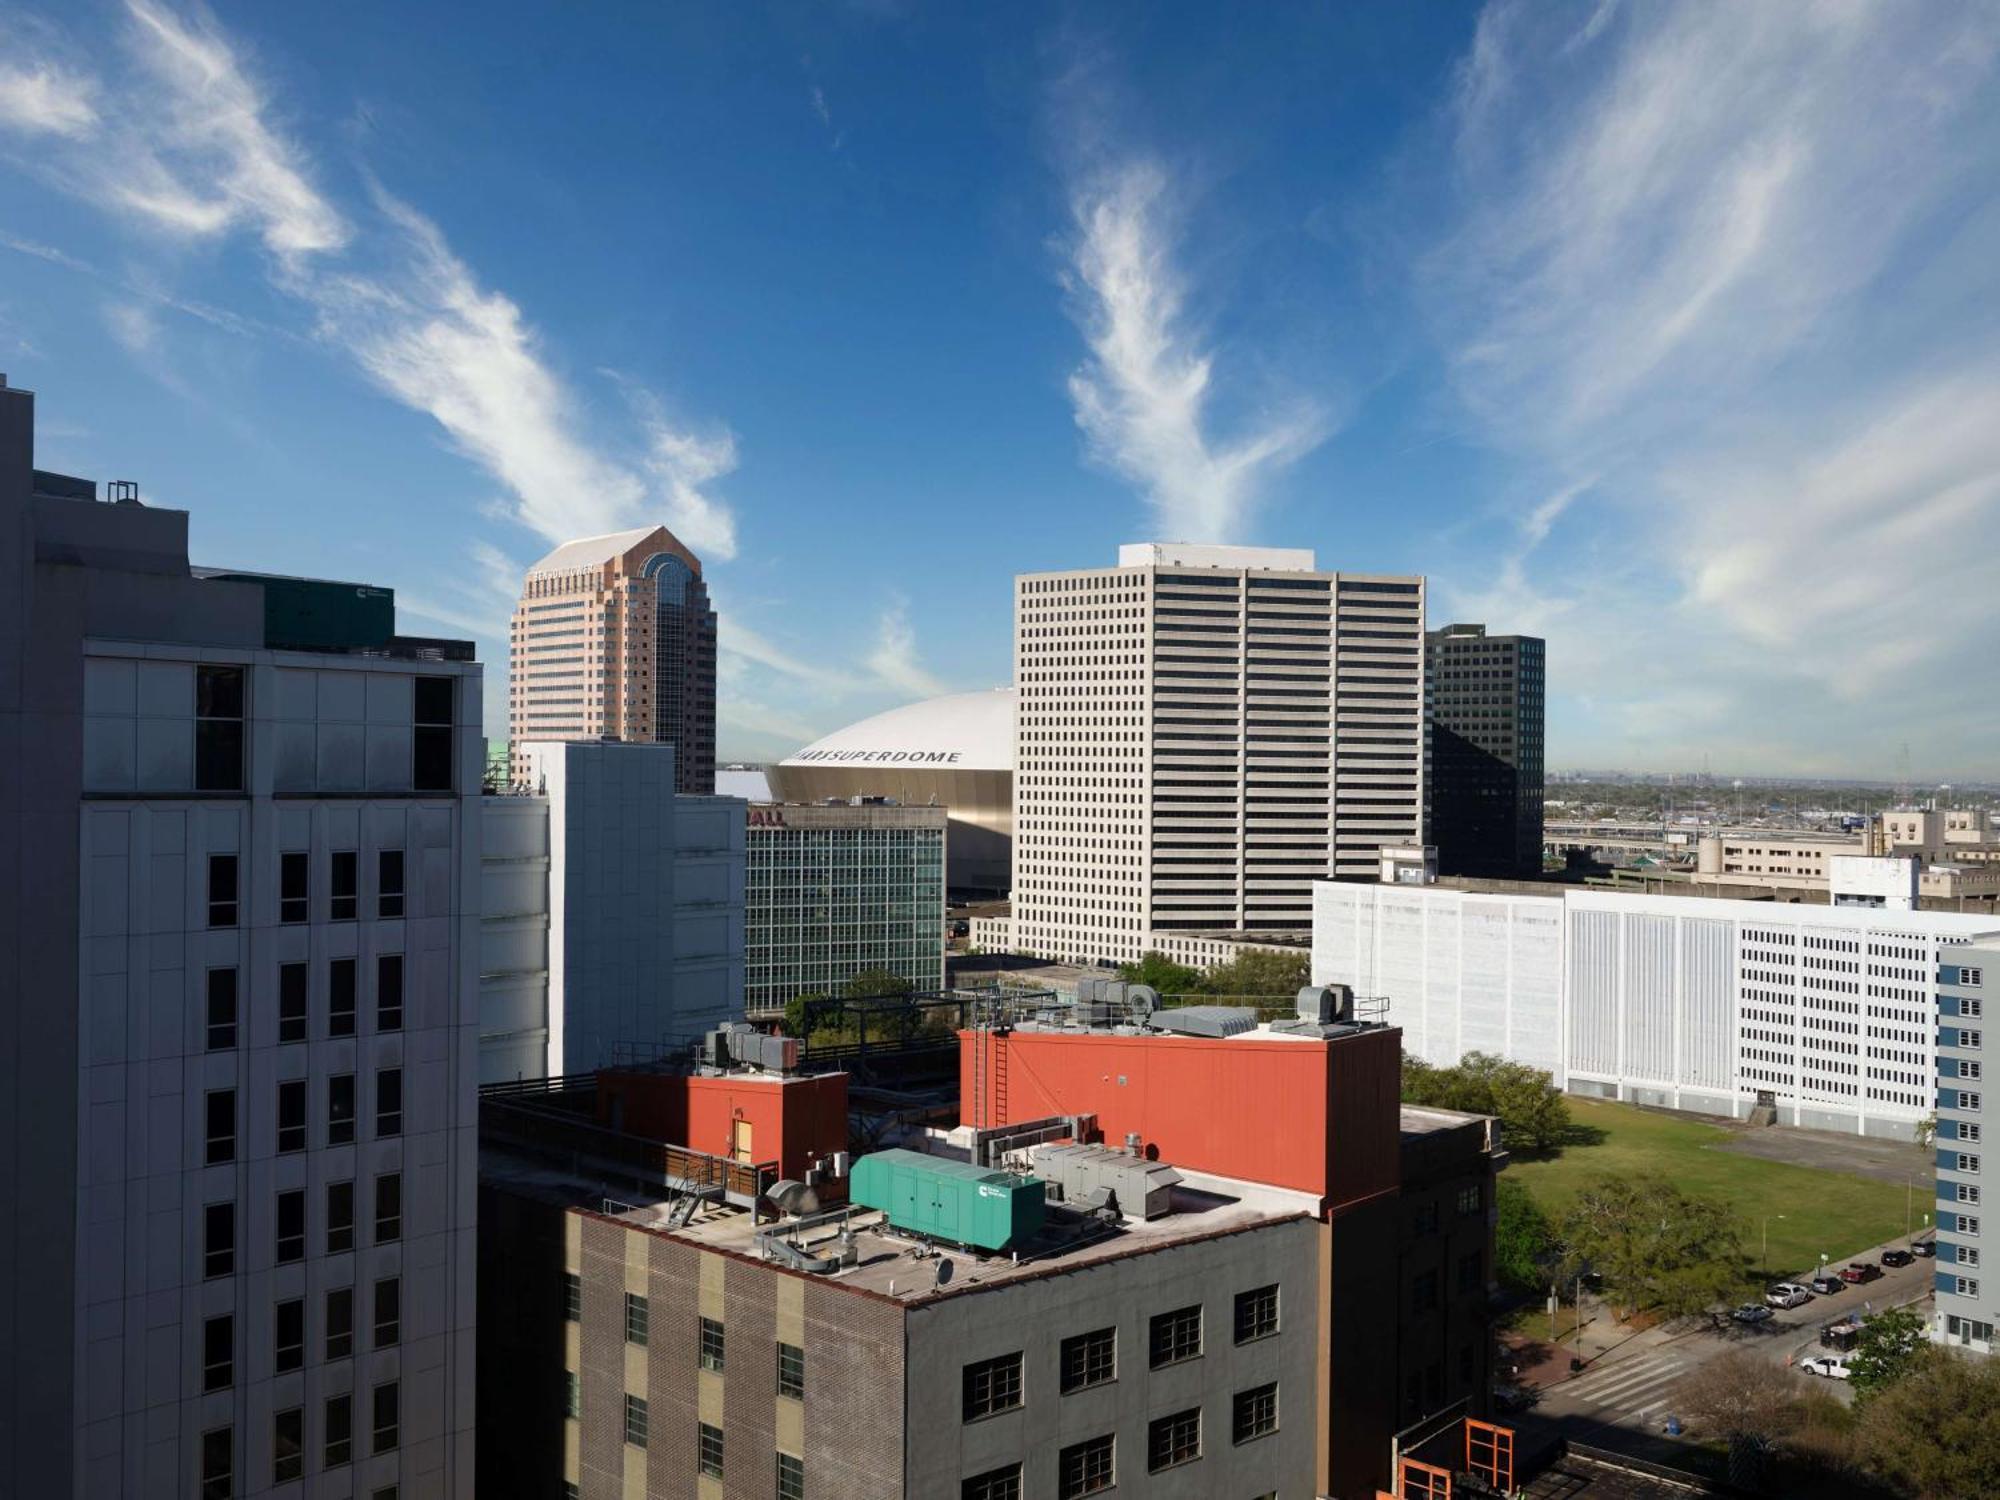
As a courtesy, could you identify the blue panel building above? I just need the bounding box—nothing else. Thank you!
[1935,948,1999,1352]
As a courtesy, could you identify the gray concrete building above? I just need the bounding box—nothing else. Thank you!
[0,377,478,1498]
[1936,946,1997,1354]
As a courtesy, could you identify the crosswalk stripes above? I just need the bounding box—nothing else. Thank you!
[1554,1355,1692,1418]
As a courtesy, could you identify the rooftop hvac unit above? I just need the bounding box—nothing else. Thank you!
[1149,1005,1259,1039]
[1295,985,1353,1026]
[1030,1143,1182,1221]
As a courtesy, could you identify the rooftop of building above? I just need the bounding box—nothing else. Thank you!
[524,524,685,577]
[778,685,1014,773]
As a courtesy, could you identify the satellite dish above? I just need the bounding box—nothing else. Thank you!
[936,1257,954,1286]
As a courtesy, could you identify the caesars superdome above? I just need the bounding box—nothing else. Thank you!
[767,686,1014,896]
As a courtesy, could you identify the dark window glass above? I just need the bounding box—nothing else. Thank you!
[1060,1327,1116,1393]
[624,1394,649,1449]
[274,1298,304,1374]
[697,1315,724,1372]
[207,854,238,927]
[378,850,405,918]
[329,958,356,1037]
[1058,1435,1115,1498]
[563,1272,581,1322]
[325,1393,353,1467]
[377,954,403,1031]
[696,1420,722,1477]
[327,1287,354,1360]
[376,1172,402,1243]
[327,1180,354,1253]
[778,1452,805,1500]
[1233,1383,1279,1444]
[277,1079,306,1153]
[203,1201,234,1279]
[963,1465,1022,1500]
[275,1189,305,1264]
[273,1406,304,1482]
[330,851,357,921]
[413,676,454,791]
[278,962,308,1043]
[1149,1305,1202,1368]
[1234,1284,1279,1344]
[200,1425,233,1500]
[205,968,238,1051]
[625,1293,649,1346]
[777,1341,804,1399]
[1457,1251,1482,1293]
[374,1277,400,1348]
[1412,1269,1439,1314]
[565,1370,580,1419]
[1147,1407,1201,1472]
[279,851,308,923]
[205,1088,236,1164]
[202,1312,233,1392]
[377,1067,402,1137]
[195,666,245,792]
[328,1073,355,1145]
[962,1351,1023,1421]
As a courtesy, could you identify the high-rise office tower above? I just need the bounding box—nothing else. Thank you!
[0,378,478,1498]
[1013,543,1425,966]
[508,525,717,794]
[1425,623,1545,878]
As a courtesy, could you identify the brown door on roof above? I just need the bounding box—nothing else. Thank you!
[731,1118,754,1165]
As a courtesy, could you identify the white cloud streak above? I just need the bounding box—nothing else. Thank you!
[1063,161,1326,542]
[866,597,947,698]
[0,58,98,138]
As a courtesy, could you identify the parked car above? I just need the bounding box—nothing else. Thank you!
[1911,1239,1937,1259]
[1800,1354,1852,1380]
[1882,1248,1914,1268]
[1731,1302,1776,1325]
[1809,1273,1846,1296]
[1766,1282,1813,1309]
[1821,1315,1866,1351]
[1492,1383,1536,1414]
[1841,1261,1883,1284]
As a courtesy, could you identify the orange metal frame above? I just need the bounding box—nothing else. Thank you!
[1398,1457,1452,1499]
[1466,1418,1515,1490]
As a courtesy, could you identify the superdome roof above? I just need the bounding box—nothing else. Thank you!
[781,687,1015,773]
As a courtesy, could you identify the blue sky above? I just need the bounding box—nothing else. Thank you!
[3,2,1999,778]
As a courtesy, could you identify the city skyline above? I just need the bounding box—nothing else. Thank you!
[3,1,1998,778]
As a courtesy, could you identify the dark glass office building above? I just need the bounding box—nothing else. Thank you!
[1426,623,1545,878]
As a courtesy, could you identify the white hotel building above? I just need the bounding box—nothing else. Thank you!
[1312,879,2000,1140]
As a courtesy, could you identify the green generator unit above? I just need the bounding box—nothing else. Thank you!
[849,1149,1045,1253]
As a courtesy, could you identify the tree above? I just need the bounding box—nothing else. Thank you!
[1855,1346,2000,1498]
[1116,951,1201,994]
[1680,1350,1803,1489]
[1556,1174,1744,1320]
[1199,947,1309,999]
[841,969,913,1001]
[780,993,833,1040]
[1493,1175,1555,1292]
[1399,1052,1573,1156]
[1848,1305,1930,1399]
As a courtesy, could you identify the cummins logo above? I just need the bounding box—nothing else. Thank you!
[793,749,963,764]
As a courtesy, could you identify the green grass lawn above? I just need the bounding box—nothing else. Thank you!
[1508,1099,1919,1286]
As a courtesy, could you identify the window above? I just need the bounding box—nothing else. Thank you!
[1147,1407,1201,1472]
[327,1180,354,1253]
[565,1370,580,1418]
[1060,1326,1116,1393]
[280,851,308,923]
[962,1350,1022,1420]
[326,1286,354,1359]
[624,1394,649,1449]
[1963,1246,1983,1268]
[1150,1305,1202,1367]
[377,1067,403,1137]
[376,1172,402,1242]
[276,1189,305,1264]
[1961,1184,1982,1205]
[331,851,358,921]
[377,954,404,1032]
[207,854,238,927]
[1234,1382,1279,1444]
[195,665,245,792]
[1968,999,1987,1020]
[1058,1434,1115,1498]
[277,1079,306,1154]
[697,1420,723,1478]
[698,1315,725,1372]
[563,1272,581,1322]
[963,1466,1022,1500]
[1962,1154,1984,1175]
[278,962,307,1043]
[330,958,357,1037]
[202,1312,233,1392]
[777,1340,804,1399]
[378,850,405,919]
[1961,1276,1983,1299]
[273,1406,304,1483]
[1412,1201,1440,1234]
[275,1298,304,1373]
[325,1393,352,1467]
[1456,1183,1483,1215]
[1965,1031,1985,1051]
[1960,1091,1983,1111]
[1968,1062,1986,1082]
[1964,1216,1983,1237]
[778,1451,806,1500]
[374,1277,400,1348]
[205,1088,236,1164]
[204,1201,234,1278]
[1969,1124,1986,1144]
[200,1425,233,1500]
[372,1380,399,1454]
[414,676,455,792]
[1235,1284,1279,1344]
[625,1293,649,1347]
[1458,1251,1484,1292]
[1412,1270,1440,1313]
[328,1073,355,1145]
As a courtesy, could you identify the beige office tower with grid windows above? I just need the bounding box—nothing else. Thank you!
[508,525,717,794]
[1013,543,1425,966]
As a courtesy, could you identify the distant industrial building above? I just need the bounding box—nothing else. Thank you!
[1313,878,2000,1139]
[0,378,477,1497]
[509,524,718,794]
[1012,543,1427,968]
[479,739,745,1082]
[743,801,947,1017]
[770,687,1014,898]
[1426,622,1544,878]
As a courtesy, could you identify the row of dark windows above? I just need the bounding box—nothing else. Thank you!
[204,1067,401,1164]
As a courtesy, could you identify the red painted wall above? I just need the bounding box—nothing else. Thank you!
[957,1026,1401,1212]
[594,1070,848,1181]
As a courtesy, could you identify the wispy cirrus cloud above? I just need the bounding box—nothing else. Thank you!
[0,57,98,138]
[1062,160,1326,542]
[866,596,947,699]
